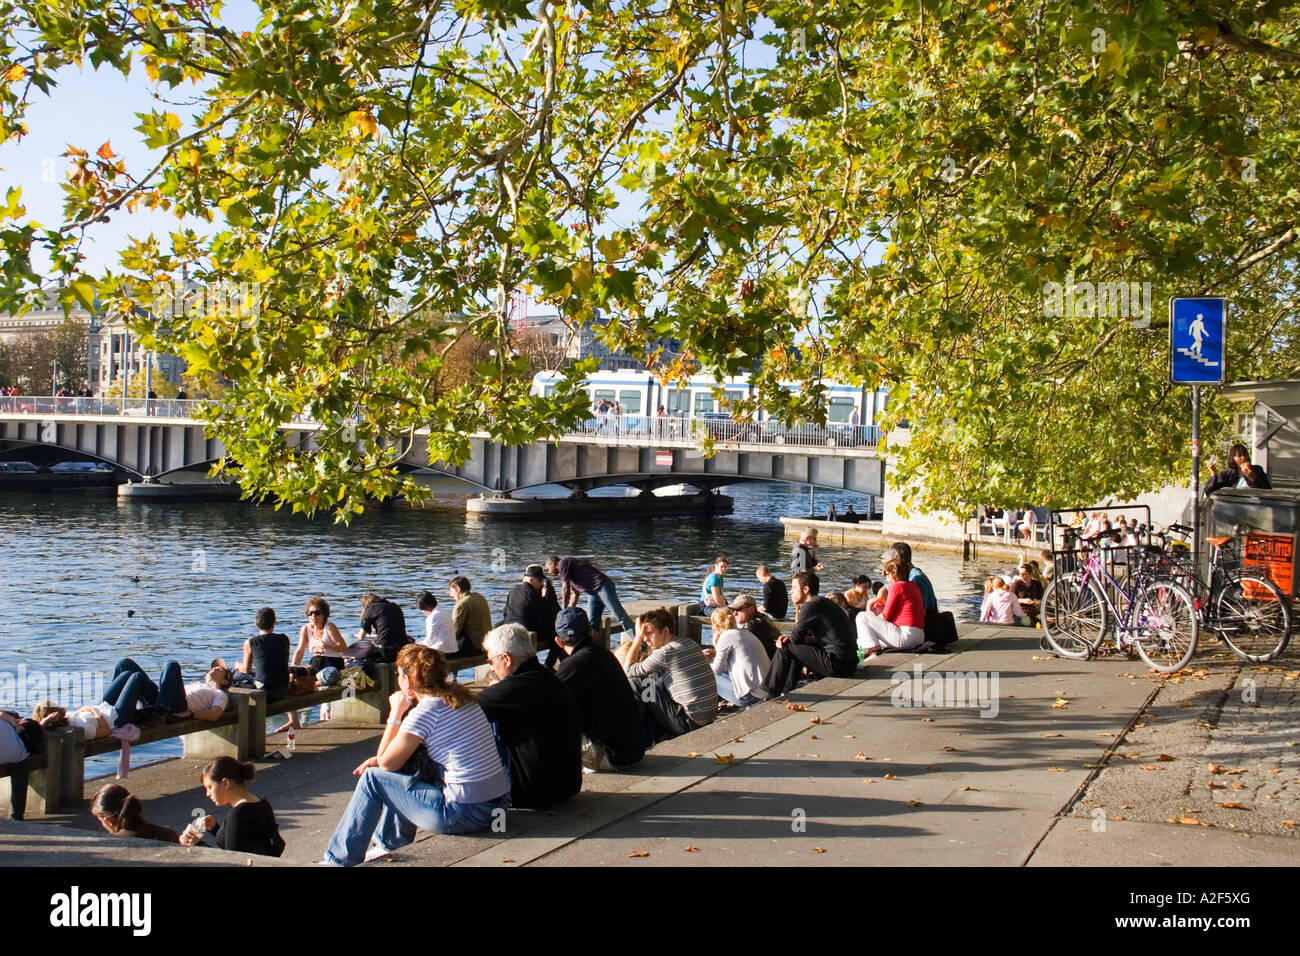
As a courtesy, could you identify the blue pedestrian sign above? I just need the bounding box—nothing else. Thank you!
[1170,297,1226,385]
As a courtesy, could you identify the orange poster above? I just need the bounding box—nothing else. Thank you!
[1244,533,1294,597]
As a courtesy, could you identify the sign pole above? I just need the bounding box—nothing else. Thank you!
[1192,384,1201,581]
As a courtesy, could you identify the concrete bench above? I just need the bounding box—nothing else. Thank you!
[1,664,397,812]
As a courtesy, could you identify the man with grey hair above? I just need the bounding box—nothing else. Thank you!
[476,623,582,809]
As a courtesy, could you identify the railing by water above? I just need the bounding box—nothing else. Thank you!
[0,397,882,452]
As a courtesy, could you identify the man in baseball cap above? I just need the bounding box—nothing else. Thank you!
[728,594,779,659]
[552,607,644,772]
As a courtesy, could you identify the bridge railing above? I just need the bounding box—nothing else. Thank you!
[570,413,881,450]
[0,395,204,418]
[2,399,882,452]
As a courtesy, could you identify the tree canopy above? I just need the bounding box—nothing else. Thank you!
[1,0,1297,517]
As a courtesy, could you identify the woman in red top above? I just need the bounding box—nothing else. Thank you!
[857,558,926,658]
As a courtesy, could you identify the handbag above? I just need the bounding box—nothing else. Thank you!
[288,670,317,696]
[401,742,444,785]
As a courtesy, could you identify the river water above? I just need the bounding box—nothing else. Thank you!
[0,480,1025,774]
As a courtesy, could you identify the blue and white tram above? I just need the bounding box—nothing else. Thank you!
[529,368,889,440]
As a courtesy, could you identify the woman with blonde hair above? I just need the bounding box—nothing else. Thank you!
[322,644,509,866]
[703,607,770,708]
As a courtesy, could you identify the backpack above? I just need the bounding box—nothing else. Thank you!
[924,610,959,648]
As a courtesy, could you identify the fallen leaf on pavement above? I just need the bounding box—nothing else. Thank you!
[843,734,856,739]
[1052,699,1069,708]
[502,858,516,863]
[1048,767,1069,772]
[813,847,825,853]
[1156,754,1175,762]
[627,851,650,858]
[687,752,700,758]
[1231,782,1247,790]
[1169,816,1210,827]
[883,773,898,780]
[907,799,924,807]
[1217,802,1245,809]
[810,716,823,724]
[1139,765,1160,771]
[962,786,978,791]
[855,752,869,760]
[786,703,809,712]
[1032,656,1052,660]
[942,745,957,752]
[1042,732,1064,738]
[714,753,734,764]
[685,846,700,852]
[921,717,934,722]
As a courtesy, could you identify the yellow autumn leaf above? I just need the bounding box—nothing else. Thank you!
[714,753,734,764]
[4,64,26,82]
[351,109,378,138]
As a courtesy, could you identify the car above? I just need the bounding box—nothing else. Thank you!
[0,460,40,473]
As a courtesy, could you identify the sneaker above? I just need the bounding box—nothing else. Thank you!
[364,843,397,863]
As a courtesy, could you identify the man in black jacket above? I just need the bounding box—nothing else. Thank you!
[501,565,561,666]
[761,571,857,696]
[552,607,644,772]
[477,624,582,809]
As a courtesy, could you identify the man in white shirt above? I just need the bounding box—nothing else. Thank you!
[416,589,456,653]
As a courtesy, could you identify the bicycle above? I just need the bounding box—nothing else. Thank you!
[1159,524,1291,663]
[1041,530,1199,673]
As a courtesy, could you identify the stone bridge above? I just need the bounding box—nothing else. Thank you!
[0,398,884,496]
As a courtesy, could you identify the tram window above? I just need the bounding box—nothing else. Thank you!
[593,389,615,405]
[619,390,642,414]
[667,389,690,416]
[542,385,555,398]
[828,398,855,424]
[694,392,715,415]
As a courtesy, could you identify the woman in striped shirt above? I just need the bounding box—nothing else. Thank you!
[323,644,509,866]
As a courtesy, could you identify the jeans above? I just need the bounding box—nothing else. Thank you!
[103,658,187,726]
[583,580,634,637]
[323,767,509,866]
[714,672,762,708]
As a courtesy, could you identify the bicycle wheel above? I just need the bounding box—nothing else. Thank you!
[1214,574,1291,662]
[1133,580,1197,673]
[1041,575,1107,659]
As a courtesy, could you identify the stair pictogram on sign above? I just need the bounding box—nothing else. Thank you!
[1175,346,1219,369]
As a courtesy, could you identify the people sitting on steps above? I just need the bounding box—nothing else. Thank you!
[760,571,856,697]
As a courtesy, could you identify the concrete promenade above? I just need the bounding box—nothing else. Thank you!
[2,623,1296,867]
